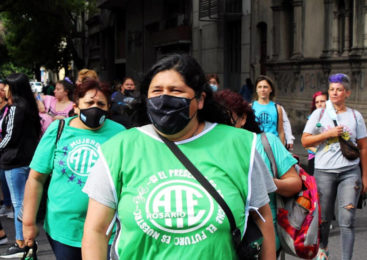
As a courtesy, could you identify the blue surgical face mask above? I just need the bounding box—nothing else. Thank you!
[210,84,218,92]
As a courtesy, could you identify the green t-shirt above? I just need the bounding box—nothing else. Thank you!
[87,123,257,259]
[255,132,297,250]
[30,117,125,247]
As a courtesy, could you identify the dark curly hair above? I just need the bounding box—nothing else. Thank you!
[214,89,262,134]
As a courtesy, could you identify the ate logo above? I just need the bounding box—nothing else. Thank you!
[258,111,273,127]
[67,143,99,176]
[145,180,214,234]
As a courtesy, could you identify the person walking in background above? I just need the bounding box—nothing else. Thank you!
[37,79,75,134]
[75,69,98,87]
[0,80,13,219]
[22,79,125,260]
[252,75,285,144]
[0,74,41,258]
[82,54,276,259]
[306,91,328,175]
[110,77,138,128]
[215,89,302,256]
[239,78,253,102]
[206,73,220,92]
[302,73,367,260]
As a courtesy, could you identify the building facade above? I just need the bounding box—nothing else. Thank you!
[85,0,367,131]
[250,0,367,131]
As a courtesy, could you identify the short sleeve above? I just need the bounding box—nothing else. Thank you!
[83,152,118,209]
[267,133,297,177]
[249,151,276,209]
[29,120,59,174]
[355,110,367,140]
[303,109,321,134]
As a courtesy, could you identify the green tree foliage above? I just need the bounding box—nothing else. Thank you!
[0,62,33,79]
[0,0,96,73]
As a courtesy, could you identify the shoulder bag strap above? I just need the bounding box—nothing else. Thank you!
[260,133,279,178]
[158,134,238,234]
[55,119,65,145]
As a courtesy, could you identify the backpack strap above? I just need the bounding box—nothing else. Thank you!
[260,133,279,178]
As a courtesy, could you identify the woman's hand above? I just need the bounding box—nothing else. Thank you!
[302,126,344,148]
[362,175,367,194]
[23,223,39,247]
[326,126,344,138]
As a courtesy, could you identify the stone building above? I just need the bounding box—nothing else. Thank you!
[87,0,367,131]
[250,0,367,131]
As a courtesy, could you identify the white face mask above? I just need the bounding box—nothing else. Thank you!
[210,84,218,92]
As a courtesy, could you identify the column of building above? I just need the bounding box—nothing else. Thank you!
[291,0,303,59]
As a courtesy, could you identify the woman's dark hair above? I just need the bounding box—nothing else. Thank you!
[133,54,231,126]
[206,74,220,84]
[255,75,276,100]
[57,80,74,100]
[122,76,135,85]
[74,79,111,105]
[214,89,262,134]
[310,91,328,113]
[5,73,41,136]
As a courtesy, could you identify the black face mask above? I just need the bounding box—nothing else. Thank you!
[124,89,134,96]
[146,95,195,135]
[79,107,108,128]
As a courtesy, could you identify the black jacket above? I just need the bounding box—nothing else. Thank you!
[0,102,39,170]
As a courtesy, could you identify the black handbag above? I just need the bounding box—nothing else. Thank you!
[159,134,263,260]
[332,120,360,161]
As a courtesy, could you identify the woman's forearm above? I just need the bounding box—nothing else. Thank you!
[301,132,329,147]
[252,204,276,260]
[82,199,115,260]
[23,173,46,226]
[274,167,302,197]
[82,229,109,260]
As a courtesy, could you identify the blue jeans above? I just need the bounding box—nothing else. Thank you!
[0,169,12,207]
[315,166,361,260]
[5,167,29,240]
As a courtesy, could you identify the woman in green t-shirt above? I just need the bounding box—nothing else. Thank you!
[22,79,125,260]
[215,89,302,255]
[82,54,276,260]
